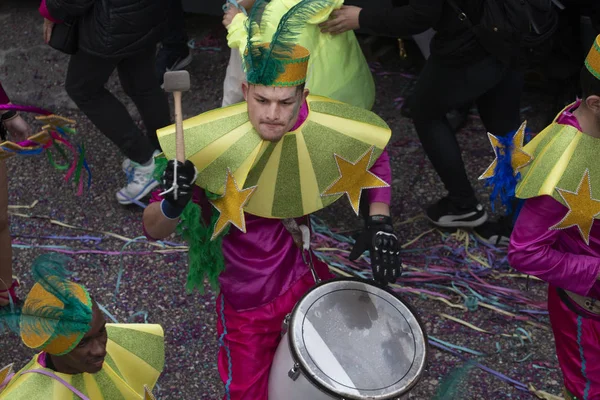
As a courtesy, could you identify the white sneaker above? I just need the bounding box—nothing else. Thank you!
[116,157,159,205]
[122,150,159,174]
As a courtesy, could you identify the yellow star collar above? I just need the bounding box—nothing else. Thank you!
[551,169,600,245]
[209,169,257,240]
[320,146,389,215]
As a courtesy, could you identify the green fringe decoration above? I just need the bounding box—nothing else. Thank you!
[245,0,334,86]
[153,155,229,293]
[432,361,475,400]
[0,254,92,341]
[177,198,229,294]
[153,155,168,181]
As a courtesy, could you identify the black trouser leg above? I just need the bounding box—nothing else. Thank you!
[65,52,155,164]
[162,0,189,54]
[117,48,172,151]
[411,56,523,204]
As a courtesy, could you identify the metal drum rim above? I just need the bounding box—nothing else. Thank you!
[286,277,428,399]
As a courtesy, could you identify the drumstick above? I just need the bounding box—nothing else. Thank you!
[163,71,191,162]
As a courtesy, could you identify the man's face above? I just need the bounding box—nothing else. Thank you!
[56,302,108,374]
[243,83,309,142]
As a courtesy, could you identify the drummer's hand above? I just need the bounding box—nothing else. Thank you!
[2,113,33,143]
[161,160,198,209]
[349,215,402,285]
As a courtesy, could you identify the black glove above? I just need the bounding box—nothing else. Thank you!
[161,160,197,209]
[349,215,402,285]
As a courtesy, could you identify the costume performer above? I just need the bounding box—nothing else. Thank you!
[221,0,374,109]
[0,96,89,307]
[484,36,600,400]
[0,254,164,400]
[143,1,402,398]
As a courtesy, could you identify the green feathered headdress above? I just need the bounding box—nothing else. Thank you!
[244,0,334,86]
[0,253,93,356]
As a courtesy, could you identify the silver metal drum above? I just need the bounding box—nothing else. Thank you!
[268,278,427,400]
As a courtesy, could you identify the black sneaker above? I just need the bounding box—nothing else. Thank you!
[426,197,488,228]
[473,216,513,247]
[155,48,193,86]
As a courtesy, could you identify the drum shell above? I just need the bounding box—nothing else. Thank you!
[269,330,336,400]
[268,278,426,400]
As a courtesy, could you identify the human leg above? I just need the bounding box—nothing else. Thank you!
[117,47,171,151]
[548,287,600,399]
[411,56,508,227]
[65,52,156,165]
[215,271,322,400]
[472,67,524,245]
[156,0,192,85]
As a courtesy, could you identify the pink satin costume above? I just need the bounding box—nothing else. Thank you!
[147,101,392,399]
[508,100,600,400]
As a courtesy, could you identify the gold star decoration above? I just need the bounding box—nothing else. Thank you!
[479,121,533,180]
[0,363,13,388]
[320,146,389,215]
[209,169,257,240]
[144,386,156,400]
[551,169,600,245]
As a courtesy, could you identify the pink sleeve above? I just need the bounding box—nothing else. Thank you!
[39,0,63,23]
[508,196,600,296]
[0,82,9,105]
[367,149,392,205]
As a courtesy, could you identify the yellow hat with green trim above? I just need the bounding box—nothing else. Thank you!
[243,0,334,87]
[585,34,600,79]
[11,254,94,356]
[21,279,92,355]
[245,43,310,87]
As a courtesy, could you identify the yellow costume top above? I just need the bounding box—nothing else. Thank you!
[227,0,375,109]
[1,324,164,400]
[157,95,391,219]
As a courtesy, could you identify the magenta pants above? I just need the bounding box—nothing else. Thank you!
[548,286,600,399]
[216,263,333,400]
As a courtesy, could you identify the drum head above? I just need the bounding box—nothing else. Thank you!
[288,278,427,399]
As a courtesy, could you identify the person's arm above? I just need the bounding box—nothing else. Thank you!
[508,196,600,295]
[143,160,198,240]
[225,10,247,50]
[368,150,391,217]
[0,82,33,142]
[143,201,180,240]
[349,149,400,285]
[320,0,443,37]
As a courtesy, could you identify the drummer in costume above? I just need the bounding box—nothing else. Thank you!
[0,254,164,399]
[143,0,402,398]
[482,36,600,400]
[221,0,375,109]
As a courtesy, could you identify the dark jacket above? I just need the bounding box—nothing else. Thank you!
[46,0,168,58]
[359,0,487,64]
